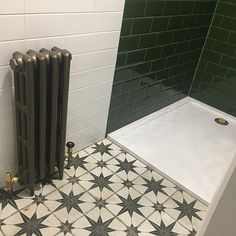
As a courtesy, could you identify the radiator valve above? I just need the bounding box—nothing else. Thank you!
[5,172,19,194]
[65,141,75,169]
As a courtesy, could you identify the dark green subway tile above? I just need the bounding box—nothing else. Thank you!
[139,33,158,49]
[185,28,201,40]
[108,0,219,133]
[123,0,147,18]
[212,14,223,27]
[166,55,179,68]
[161,44,176,57]
[134,97,150,111]
[213,40,235,56]
[122,78,139,92]
[150,58,166,72]
[206,63,227,76]
[107,109,118,122]
[139,73,156,87]
[163,1,181,15]
[112,83,122,97]
[172,29,186,42]
[202,49,221,64]
[119,35,140,52]
[157,31,173,45]
[134,62,152,76]
[179,0,195,14]
[145,0,165,16]
[116,53,127,67]
[145,47,162,60]
[193,1,216,14]
[132,18,153,34]
[168,16,184,30]
[209,26,230,41]
[156,68,171,81]
[145,82,161,95]
[175,41,189,53]
[228,32,236,45]
[220,56,236,69]
[120,19,132,36]
[183,15,196,28]
[188,38,205,50]
[205,38,215,49]
[128,87,146,101]
[216,1,236,18]
[114,66,134,84]
[110,94,128,108]
[221,16,236,31]
[198,60,208,71]
[195,14,213,27]
[169,65,182,77]
[126,49,146,65]
[151,17,169,32]
[117,102,135,116]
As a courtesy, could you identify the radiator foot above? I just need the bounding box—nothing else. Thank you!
[65,141,75,169]
[5,172,19,195]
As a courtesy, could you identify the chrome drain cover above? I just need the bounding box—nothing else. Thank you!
[215,118,229,126]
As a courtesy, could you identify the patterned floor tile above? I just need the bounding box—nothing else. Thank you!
[84,138,122,161]
[44,183,96,224]
[133,169,177,204]
[106,187,155,227]
[109,152,147,181]
[1,202,61,235]
[64,150,98,178]
[0,139,207,236]
[138,211,190,235]
[163,190,207,232]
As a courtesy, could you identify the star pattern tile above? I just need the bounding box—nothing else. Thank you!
[0,139,207,236]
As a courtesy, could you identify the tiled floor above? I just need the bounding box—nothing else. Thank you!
[0,139,207,236]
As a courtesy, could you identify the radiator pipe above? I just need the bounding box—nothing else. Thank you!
[5,172,19,194]
[65,141,75,169]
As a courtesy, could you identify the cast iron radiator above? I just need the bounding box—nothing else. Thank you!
[10,47,72,195]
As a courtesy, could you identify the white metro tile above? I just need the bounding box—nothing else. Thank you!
[0,108,17,187]
[25,0,97,13]
[25,37,65,52]
[67,108,109,136]
[65,31,119,55]
[0,66,14,89]
[97,0,125,12]
[70,65,115,90]
[71,49,117,73]
[67,95,110,122]
[0,40,25,67]
[0,0,24,14]
[0,87,14,110]
[68,80,113,107]
[0,16,24,41]
[25,13,122,39]
[25,0,125,13]
[66,121,107,151]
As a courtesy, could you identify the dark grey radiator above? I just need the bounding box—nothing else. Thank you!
[10,47,72,195]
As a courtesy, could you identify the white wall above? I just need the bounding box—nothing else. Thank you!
[0,0,125,186]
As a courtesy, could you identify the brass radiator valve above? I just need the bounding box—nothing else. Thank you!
[65,141,75,169]
[5,172,19,194]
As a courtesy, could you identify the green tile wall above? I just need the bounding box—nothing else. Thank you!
[190,0,236,116]
[107,0,217,133]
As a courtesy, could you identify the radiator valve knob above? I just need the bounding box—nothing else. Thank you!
[65,141,75,169]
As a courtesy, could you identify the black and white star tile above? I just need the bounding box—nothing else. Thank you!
[0,138,207,236]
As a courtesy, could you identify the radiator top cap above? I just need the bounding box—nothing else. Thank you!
[66,141,75,148]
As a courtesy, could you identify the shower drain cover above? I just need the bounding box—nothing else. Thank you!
[215,118,229,126]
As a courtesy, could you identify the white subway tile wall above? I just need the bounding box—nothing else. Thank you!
[0,0,125,186]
